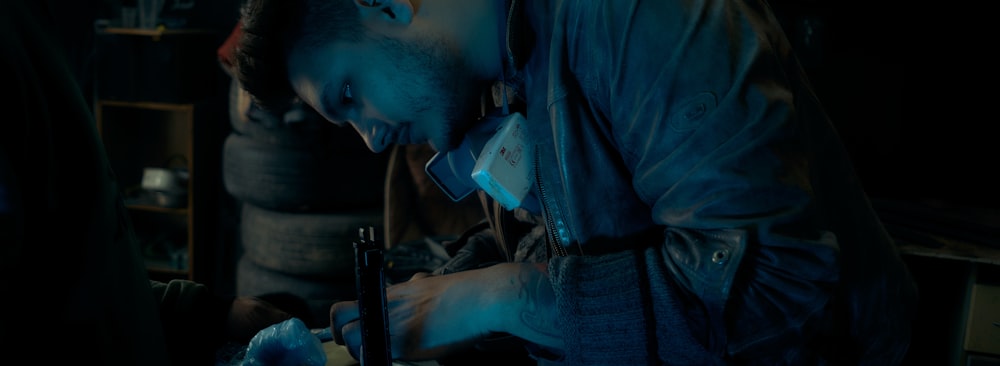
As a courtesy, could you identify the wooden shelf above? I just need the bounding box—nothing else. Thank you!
[127,204,188,215]
[95,100,197,281]
[146,263,189,275]
[98,99,194,112]
[96,27,215,41]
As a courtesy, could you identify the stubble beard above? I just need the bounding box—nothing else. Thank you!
[390,35,492,153]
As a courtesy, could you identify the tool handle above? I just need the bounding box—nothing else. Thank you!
[354,226,392,366]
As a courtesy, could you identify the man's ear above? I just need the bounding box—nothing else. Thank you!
[354,0,413,25]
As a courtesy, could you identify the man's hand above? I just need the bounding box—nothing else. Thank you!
[330,263,563,361]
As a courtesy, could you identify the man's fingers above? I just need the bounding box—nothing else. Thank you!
[330,300,359,345]
[341,320,363,360]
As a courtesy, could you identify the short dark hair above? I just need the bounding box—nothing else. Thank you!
[234,0,364,112]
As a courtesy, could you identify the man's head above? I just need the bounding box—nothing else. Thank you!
[234,0,362,114]
[234,0,505,153]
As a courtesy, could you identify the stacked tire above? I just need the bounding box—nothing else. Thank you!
[224,79,388,328]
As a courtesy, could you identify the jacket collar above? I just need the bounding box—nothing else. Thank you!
[492,0,531,113]
[504,0,532,72]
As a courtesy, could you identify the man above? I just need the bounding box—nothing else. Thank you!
[0,1,294,364]
[233,0,918,364]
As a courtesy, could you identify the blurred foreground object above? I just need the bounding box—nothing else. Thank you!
[241,318,327,366]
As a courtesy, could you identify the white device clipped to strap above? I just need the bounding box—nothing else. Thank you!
[423,111,534,210]
[423,0,535,210]
[469,113,532,210]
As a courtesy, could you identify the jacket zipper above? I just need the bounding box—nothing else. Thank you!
[536,149,568,257]
[505,0,516,65]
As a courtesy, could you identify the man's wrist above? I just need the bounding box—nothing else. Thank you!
[483,262,563,349]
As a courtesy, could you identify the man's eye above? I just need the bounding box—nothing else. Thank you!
[341,83,354,105]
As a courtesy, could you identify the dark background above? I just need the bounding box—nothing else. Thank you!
[770,0,995,210]
[45,0,244,295]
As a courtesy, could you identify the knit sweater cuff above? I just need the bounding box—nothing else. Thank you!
[549,251,651,365]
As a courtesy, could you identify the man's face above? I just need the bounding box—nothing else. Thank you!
[287,30,488,153]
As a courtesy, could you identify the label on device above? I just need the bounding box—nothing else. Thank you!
[424,112,533,210]
[470,113,533,210]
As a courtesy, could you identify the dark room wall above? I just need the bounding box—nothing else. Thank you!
[770,0,996,210]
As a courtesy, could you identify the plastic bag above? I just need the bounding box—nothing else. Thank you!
[241,317,327,366]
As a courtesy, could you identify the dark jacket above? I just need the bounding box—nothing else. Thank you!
[452,0,918,364]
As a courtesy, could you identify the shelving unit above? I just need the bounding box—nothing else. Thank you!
[92,26,221,282]
[884,199,1000,366]
[96,100,196,280]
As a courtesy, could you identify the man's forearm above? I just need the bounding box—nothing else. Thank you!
[486,262,564,349]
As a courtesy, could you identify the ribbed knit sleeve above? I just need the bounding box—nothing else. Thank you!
[548,249,717,365]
